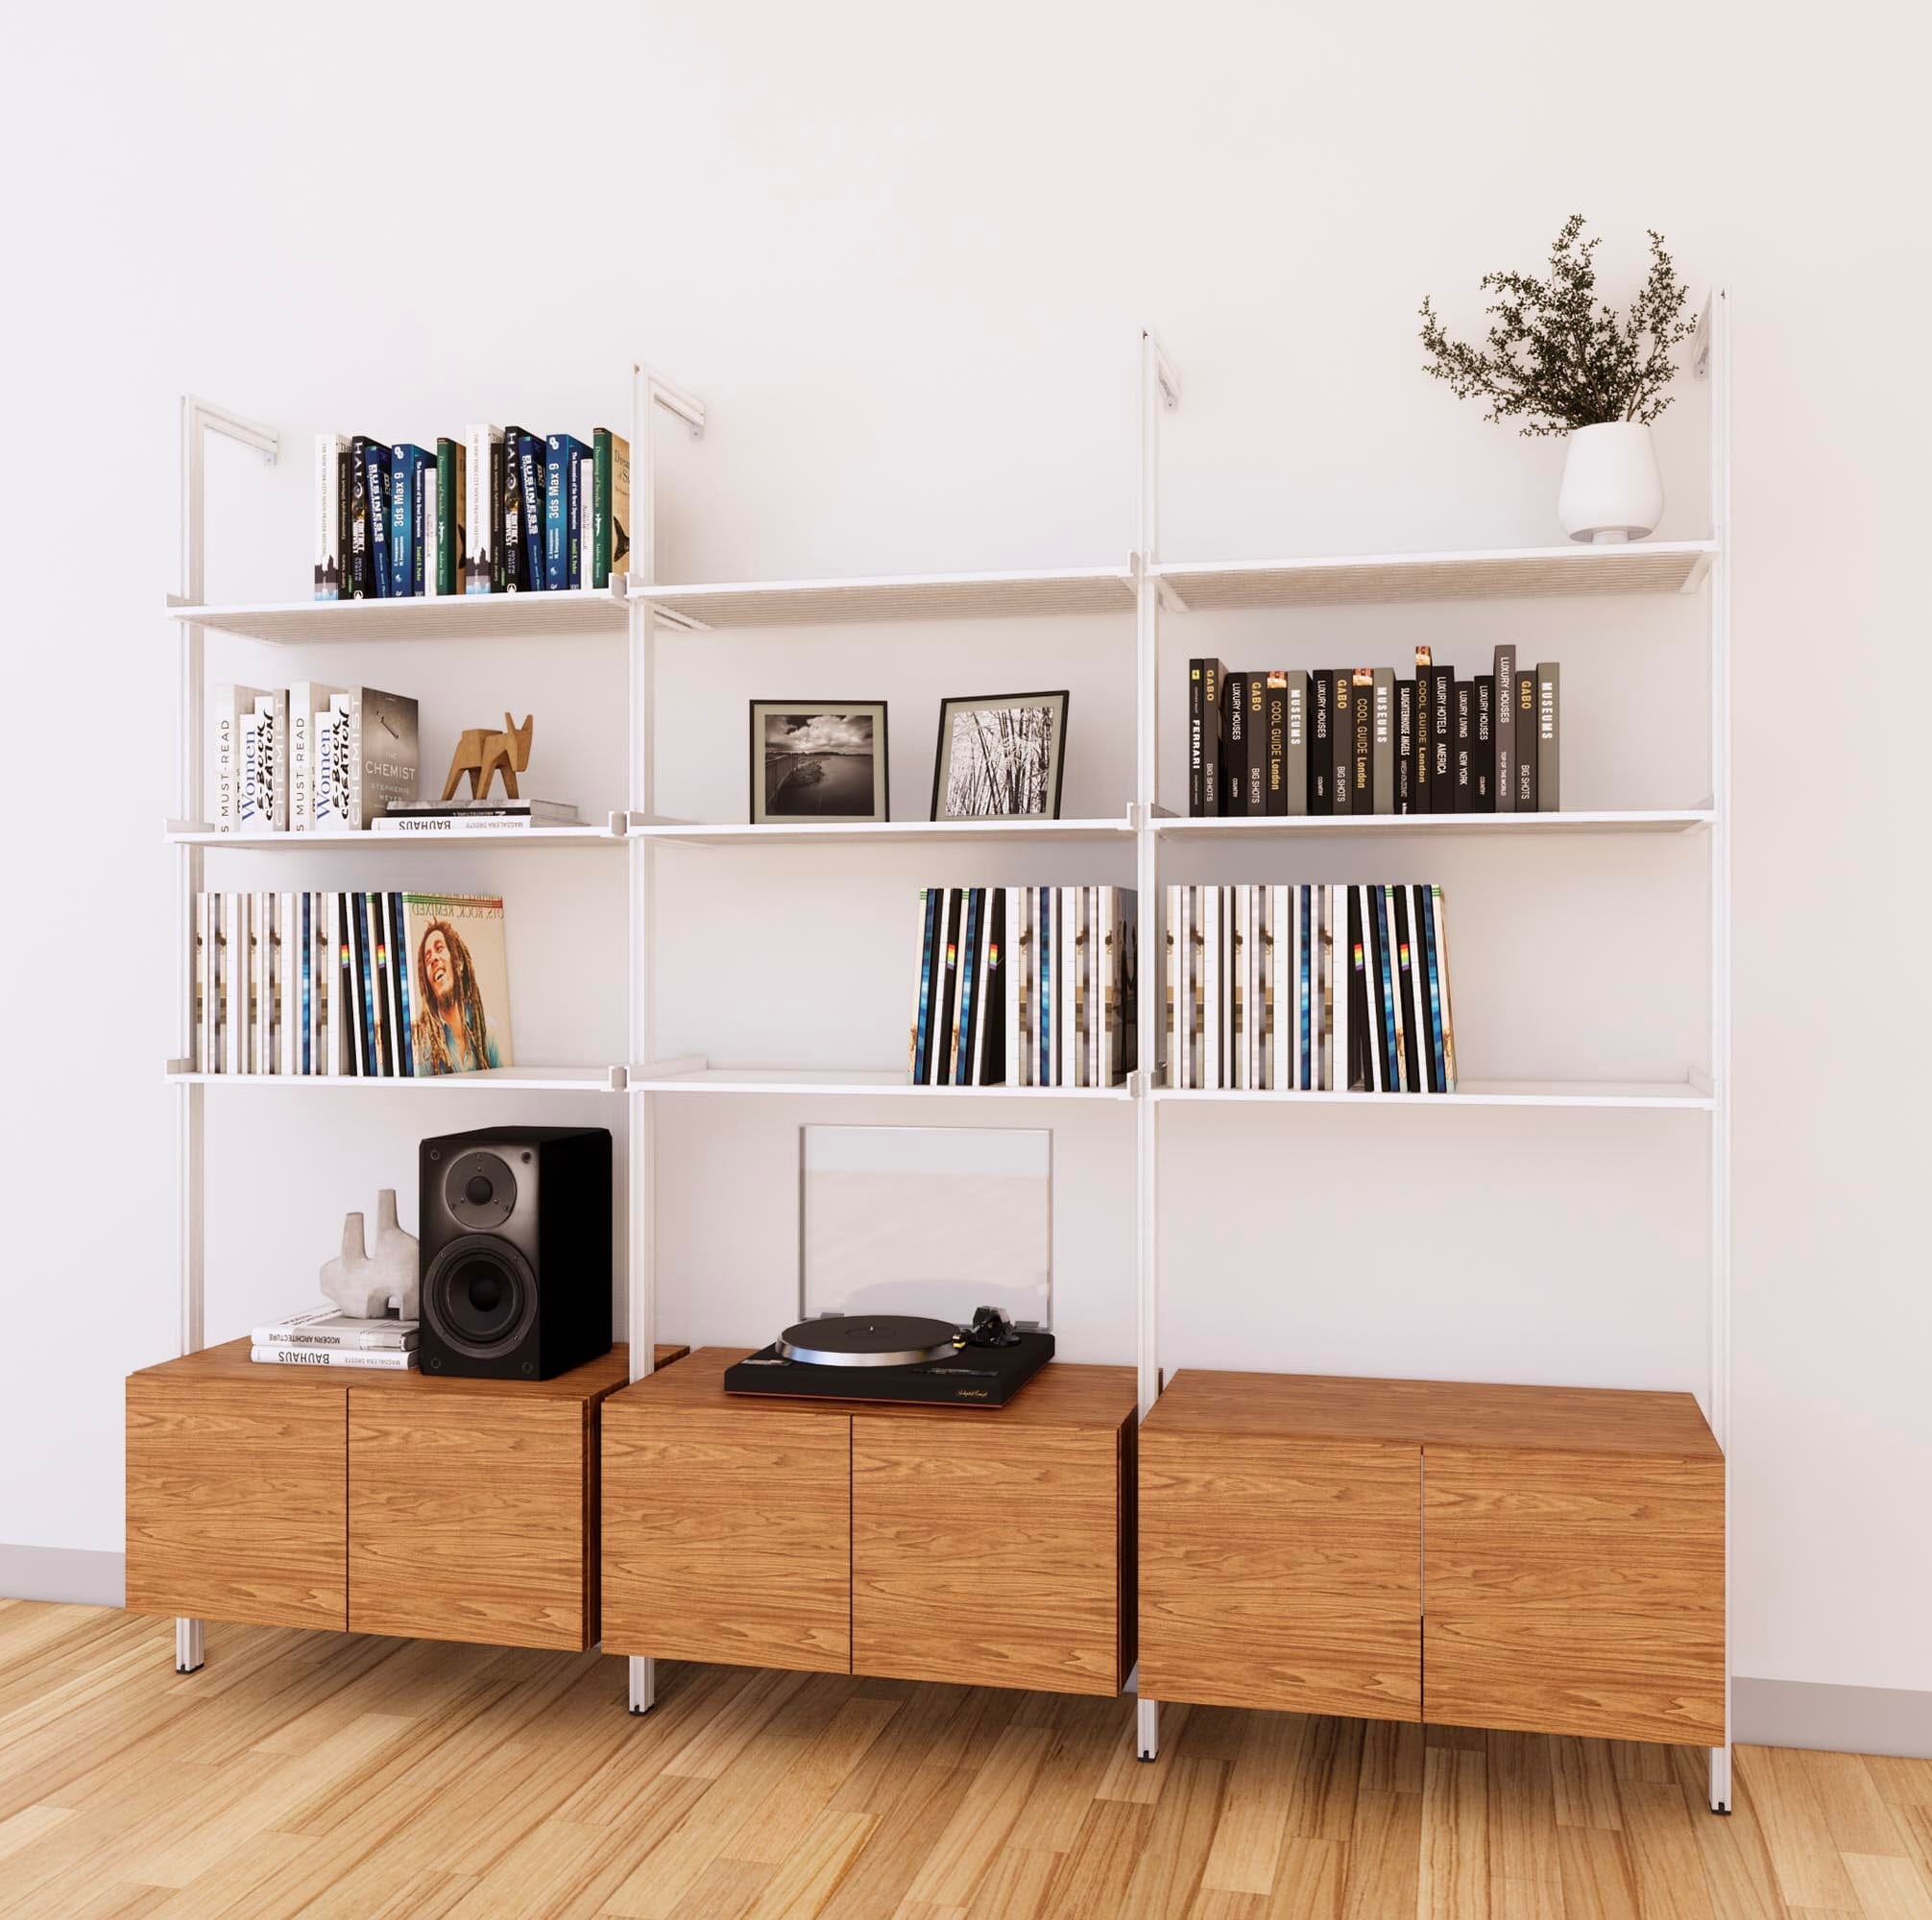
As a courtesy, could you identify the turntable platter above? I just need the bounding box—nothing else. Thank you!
[775,1313,960,1368]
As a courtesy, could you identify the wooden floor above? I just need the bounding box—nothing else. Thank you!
[1,1604,1928,1918]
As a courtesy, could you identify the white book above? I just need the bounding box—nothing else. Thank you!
[251,1345,418,1371]
[1064,888,1080,1090]
[314,433,345,600]
[1330,884,1348,1094]
[208,684,270,834]
[1002,888,1021,1089]
[254,1308,420,1351]
[1230,889,1246,1092]
[1431,884,1458,1092]
[371,813,561,835]
[1180,885,1195,1091]
[238,689,289,832]
[222,892,245,1072]
[288,683,338,832]
[578,459,594,590]
[1099,889,1114,1090]
[422,470,441,598]
[465,424,502,592]
[254,890,275,1072]
[1201,887,1219,1092]
[1270,885,1290,1093]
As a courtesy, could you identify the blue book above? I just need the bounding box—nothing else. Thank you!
[518,434,546,588]
[1421,886,1448,1092]
[1299,883,1313,1090]
[954,889,983,1087]
[389,446,429,599]
[362,444,394,598]
[543,436,589,591]
[390,893,415,1076]
[913,887,940,1083]
[300,894,311,1076]
[568,438,590,587]
[1038,886,1052,1085]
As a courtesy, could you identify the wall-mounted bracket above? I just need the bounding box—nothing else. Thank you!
[1693,293,1716,382]
[1145,332,1181,412]
[647,372,707,441]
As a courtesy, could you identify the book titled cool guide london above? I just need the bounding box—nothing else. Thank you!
[1186,651,1563,816]
[314,426,628,598]
[190,890,514,1078]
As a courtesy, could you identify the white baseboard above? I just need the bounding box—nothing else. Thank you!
[1734,1677,1932,1760]
[0,1546,125,1608]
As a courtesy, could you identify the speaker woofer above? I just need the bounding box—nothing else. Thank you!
[422,1235,540,1359]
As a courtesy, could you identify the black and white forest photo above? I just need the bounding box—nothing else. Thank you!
[931,691,1068,820]
[749,701,889,823]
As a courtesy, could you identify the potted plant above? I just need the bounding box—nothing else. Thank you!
[1419,215,1698,543]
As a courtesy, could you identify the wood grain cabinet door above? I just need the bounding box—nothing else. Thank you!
[125,1380,348,1632]
[601,1407,853,1674]
[348,1391,592,1651]
[852,1415,1125,1696]
[1423,1447,1726,1744]
[1139,1433,1422,1721]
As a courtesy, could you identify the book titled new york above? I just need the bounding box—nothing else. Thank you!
[1474,674,1496,811]
[1264,671,1289,816]
[543,435,591,591]
[1535,661,1561,810]
[1453,679,1474,812]
[1223,672,1248,816]
[1492,643,1517,812]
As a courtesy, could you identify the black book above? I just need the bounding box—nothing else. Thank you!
[1309,669,1333,813]
[1410,649,1432,814]
[1188,660,1204,816]
[335,893,359,1075]
[1453,680,1474,812]
[1223,671,1248,816]
[955,888,985,1086]
[1264,672,1288,816]
[1402,884,1437,1092]
[1512,669,1538,808]
[1246,673,1268,814]
[1429,663,1455,813]
[1349,670,1374,814]
[1346,885,1371,1089]
[911,885,943,1082]
[1493,643,1517,813]
[1474,675,1496,811]
[1331,667,1355,816]
[489,436,508,592]
[335,450,352,603]
[1395,677,1416,813]
[1535,661,1561,810]
[501,424,530,592]
[517,432,546,590]
[935,888,966,1085]
[1391,886,1422,1092]
[1361,882,1391,1092]
[980,890,1006,1086]
[348,435,381,599]
[1199,659,1224,818]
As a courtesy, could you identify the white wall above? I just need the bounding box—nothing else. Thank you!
[5,0,1928,1704]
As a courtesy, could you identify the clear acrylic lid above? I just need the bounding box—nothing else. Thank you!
[799,1124,1051,1330]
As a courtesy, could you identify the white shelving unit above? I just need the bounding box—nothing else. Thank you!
[168,309,1731,1805]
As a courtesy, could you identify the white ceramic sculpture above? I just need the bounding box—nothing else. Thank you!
[320,1189,421,1319]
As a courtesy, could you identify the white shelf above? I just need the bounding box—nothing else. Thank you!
[627,1067,1131,1099]
[167,824,624,848]
[1154,808,1715,840]
[1154,1079,1715,1111]
[629,564,1136,630]
[167,588,627,644]
[167,1064,626,1092]
[1150,539,1716,611]
[628,814,1135,847]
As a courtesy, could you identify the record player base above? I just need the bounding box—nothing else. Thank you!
[125,1339,688,1654]
[601,1347,1137,1697]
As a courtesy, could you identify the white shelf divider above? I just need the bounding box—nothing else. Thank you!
[1154,807,1714,840]
[626,1066,1132,1099]
[166,584,628,644]
[626,813,1135,848]
[166,1064,627,1092]
[1152,1079,1714,1111]
[166,822,626,848]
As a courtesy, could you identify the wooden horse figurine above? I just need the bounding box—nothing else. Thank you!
[442,713,534,802]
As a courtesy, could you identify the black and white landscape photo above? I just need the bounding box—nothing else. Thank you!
[931,691,1069,820]
[750,703,889,822]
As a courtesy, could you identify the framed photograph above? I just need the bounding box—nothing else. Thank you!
[930,689,1069,821]
[749,702,890,824]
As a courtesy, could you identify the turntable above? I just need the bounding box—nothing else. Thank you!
[723,1306,1054,1406]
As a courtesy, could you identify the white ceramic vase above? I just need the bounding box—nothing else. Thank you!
[320,1188,421,1319]
[1557,420,1663,544]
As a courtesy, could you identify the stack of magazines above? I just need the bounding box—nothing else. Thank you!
[252,1309,419,1371]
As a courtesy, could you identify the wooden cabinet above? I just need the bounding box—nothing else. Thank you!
[1139,1368,1723,1745]
[126,1340,685,1652]
[602,1348,1137,1696]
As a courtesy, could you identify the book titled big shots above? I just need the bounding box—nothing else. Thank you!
[313,427,630,598]
[908,886,1138,1088]
[188,890,514,1078]
[1165,881,1460,1094]
[1187,651,1560,815]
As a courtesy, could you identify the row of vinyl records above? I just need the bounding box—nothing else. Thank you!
[1165,884,1460,1093]
[908,887,1140,1088]
[312,426,630,599]
[190,892,515,1078]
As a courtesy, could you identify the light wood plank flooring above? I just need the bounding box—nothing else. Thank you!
[1,1601,1928,1917]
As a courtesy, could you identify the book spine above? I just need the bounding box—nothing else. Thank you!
[1350,670,1373,815]
[1331,668,1354,815]
[1222,673,1247,816]
[1430,884,1458,1090]
[1382,886,1407,1092]
[501,427,525,591]
[1429,664,1455,813]
[957,889,984,1087]
[210,685,237,833]
[1283,670,1308,816]
[254,1329,420,1350]
[422,462,440,598]
[1536,661,1560,810]
[1417,884,1447,1093]
[1199,660,1223,817]
[1264,672,1287,816]
[1188,661,1203,816]
[435,439,458,595]
[1453,680,1474,812]
[1492,643,1517,812]
[1309,670,1331,813]
[544,437,566,591]
[1245,675,1267,814]
[390,446,413,597]
[1474,675,1495,810]
[575,448,592,590]
[519,436,545,588]
[250,1346,417,1370]
[348,438,370,598]
[1514,668,1538,809]
[368,444,392,597]
[592,429,613,589]
[1371,667,1394,814]
[314,434,343,599]
[1300,883,1314,1091]
[267,688,288,830]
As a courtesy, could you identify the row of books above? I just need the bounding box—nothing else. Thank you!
[909,886,1140,1088]
[1164,883,1459,1093]
[312,426,631,599]
[211,684,418,832]
[252,1309,419,1371]
[1188,650,1561,816]
[191,891,514,1078]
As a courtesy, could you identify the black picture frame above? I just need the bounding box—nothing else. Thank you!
[930,689,1070,821]
[748,701,890,824]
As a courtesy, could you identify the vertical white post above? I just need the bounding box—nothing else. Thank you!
[1134,330,1177,1762]
[1702,290,1734,1815]
[174,396,277,1675]
[625,362,704,1716]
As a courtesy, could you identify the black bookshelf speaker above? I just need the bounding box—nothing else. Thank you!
[417,1126,613,1380]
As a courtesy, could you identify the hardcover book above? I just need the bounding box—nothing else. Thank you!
[1514,667,1538,809]
[1535,661,1561,810]
[1283,669,1309,816]
[1309,669,1332,813]
[1331,668,1354,815]
[1188,662,1203,815]
[592,427,631,588]
[1453,679,1474,812]
[1245,673,1268,813]
[389,444,433,597]
[435,437,467,596]
[1350,669,1374,814]
[1370,666,1395,814]
[543,434,591,592]
[1429,660,1455,813]
[253,1308,419,1352]
[464,424,503,592]
[1493,642,1517,812]
[1474,674,1495,810]
[313,433,347,599]
[1264,674,1288,818]
[1223,672,1248,816]
[501,424,532,591]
